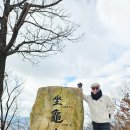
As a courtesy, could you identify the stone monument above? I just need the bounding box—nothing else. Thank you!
[30,86,84,130]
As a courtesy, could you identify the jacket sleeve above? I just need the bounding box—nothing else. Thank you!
[77,88,89,102]
[106,96,116,115]
[83,94,89,103]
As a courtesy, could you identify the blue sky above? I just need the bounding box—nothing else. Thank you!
[63,76,77,86]
[6,0,130,124]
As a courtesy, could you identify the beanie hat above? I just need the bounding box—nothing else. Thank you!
[91,83,100,88]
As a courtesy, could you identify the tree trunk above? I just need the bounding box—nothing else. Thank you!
[1,122,5,130]
[0,45,6,130]
[0,55,6,99]
[0,55,6,130]
[0,8,8,100]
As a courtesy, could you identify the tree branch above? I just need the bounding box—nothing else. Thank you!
[12,0,27,7]
[6,104,17,130]
[5,0,10,4]
[3,2,30,54]
[30,0,62,9]
[1,73,23,130]
[24,20,59,36]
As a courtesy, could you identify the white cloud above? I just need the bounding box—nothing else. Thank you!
[6,0,130,120]
[96,0,130,45]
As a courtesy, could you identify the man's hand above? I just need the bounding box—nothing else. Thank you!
[77,82,84,100]
[77,82,83,88]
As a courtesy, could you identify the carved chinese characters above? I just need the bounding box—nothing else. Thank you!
[30,86,84,130]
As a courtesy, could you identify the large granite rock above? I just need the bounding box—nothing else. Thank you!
[30,86,84,130]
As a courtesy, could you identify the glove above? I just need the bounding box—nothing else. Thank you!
[109,114,111,118]
[77,82,83,88]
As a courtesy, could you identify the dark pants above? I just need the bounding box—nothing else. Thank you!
[92,121,111,130]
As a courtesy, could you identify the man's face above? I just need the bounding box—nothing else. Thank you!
[91,86,100,94]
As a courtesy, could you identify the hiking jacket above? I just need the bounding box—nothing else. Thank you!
[83,94,115,123]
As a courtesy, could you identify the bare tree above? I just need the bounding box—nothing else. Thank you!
[0,72,23,130]
[0,0,80,99]
[112,83,130,130]
[9,116,30,130]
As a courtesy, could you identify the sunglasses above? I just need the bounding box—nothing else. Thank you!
[91,87,99,90]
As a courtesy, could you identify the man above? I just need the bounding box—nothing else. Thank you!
[77,82,115,130]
